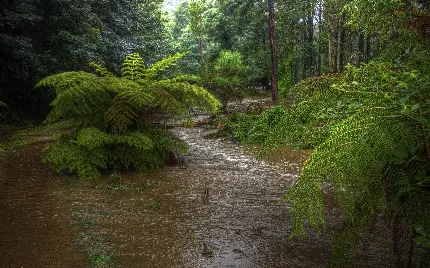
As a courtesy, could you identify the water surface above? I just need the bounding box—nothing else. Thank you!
[0,127,397,267]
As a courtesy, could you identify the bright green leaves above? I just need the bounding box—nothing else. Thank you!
[282,60,430,266]
[43,136,108,179]
[141,52,187,80]
[204,50,246,107]
[77,127,109,150]
[344,0,407,36]
[89,62,114,77]
[121,53,146,81]
[36,72,109,125]
[37,52,221,179]
[121,52,187,82]
[113,132,154,150]
[215,50,246,75]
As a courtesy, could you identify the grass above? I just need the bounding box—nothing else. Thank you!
[0,120,78,153]
[89,254,111,265]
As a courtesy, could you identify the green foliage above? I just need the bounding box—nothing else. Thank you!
[284,59,430,265]
[43,135,108,179]
[344,0,412,36]
[218,56,430,264]
[1,0,169,121]
[202,50,246,106]
[37,52,220,178]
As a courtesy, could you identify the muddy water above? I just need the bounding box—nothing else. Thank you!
[0,128,396,267]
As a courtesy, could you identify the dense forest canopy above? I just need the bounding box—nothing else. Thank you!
[1,0,430,267]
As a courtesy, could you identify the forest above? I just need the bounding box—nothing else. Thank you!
[0,0,429,267]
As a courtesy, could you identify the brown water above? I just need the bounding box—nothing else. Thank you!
[0,127,398,267]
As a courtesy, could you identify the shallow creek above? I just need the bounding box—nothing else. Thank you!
[0,127,396,267]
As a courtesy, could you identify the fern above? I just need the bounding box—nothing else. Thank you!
[37,52,221,178]
[284,61,430,266]
[121,52,147,81]
[89,62,114,77]
[43,135,108,179]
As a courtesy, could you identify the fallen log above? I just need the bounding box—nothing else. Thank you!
[152,119,212,128]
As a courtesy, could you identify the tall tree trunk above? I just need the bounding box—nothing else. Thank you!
[358,32,365,66]
[333,30,339,73]
[268,0,279,104]
[339,19,346,72]
[307,11,314,77]
[365,35,371,63]
[317,1,322,76]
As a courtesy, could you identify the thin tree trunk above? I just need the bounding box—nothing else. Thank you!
[268,0,279,104]
[317,1,322,75]
[334,30,339,73]
[358,32,365,66]
[365,35,371,63]
[307,11,314,77]
[339,23,345,72]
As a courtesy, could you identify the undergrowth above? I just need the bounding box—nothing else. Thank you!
[218,38,430,267]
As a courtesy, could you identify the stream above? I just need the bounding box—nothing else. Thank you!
[0,126,397,267]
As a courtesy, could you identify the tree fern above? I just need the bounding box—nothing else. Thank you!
[121,52,147,81]
[37,52,221,178]
[284,61,430,266]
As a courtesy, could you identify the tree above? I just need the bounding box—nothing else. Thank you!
[283,1,430,266]
[36,52,221,178]
[204,50,246,107]
[188,0,208,63]
[268,0,279,104]
[0,0,169,121]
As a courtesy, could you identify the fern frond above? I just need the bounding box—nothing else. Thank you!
[121,52,146,81]
[285,105,423,237]
[112,132,154,150]
[104,77,154,131]
[77,127,109,150]
[153,79,222,114]
[0,101,6,107]
[43,136,108,179]
[37,72,110,125]
[141,52,186,80]
[89,62,114,77]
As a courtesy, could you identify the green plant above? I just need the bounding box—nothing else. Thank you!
[285,60,430,266]
[37,52,221,179]
[153,200,161,210]
[89,254,111,265]
[202,50,246,107]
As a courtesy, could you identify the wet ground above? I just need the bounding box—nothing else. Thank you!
[0,126,398,267]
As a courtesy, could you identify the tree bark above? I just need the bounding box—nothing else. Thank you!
[333,30,339,73]
[339,17,346,72]
[317,1,322,76]
[365,35,371,63]
[268,0,279,104]
[358,32,365,66]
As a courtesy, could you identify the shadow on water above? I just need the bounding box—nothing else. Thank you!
[0,127,397,267]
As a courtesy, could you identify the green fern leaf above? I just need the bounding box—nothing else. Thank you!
[121,52,146,81]
[89,62,114,77]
